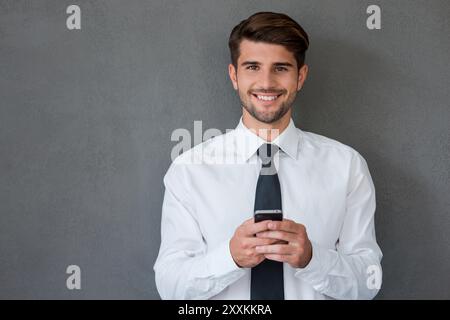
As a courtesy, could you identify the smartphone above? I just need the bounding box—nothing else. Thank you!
[254,209,283,223]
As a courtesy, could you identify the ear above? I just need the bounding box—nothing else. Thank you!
[228,63,238,90]
[297,64,308,91]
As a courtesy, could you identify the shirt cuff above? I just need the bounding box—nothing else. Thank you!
[294,241,333,292]
[207,239,246,277]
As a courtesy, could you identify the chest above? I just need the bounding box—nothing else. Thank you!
[188,161,348,249]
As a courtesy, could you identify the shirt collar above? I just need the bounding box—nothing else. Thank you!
[233,116,300,162]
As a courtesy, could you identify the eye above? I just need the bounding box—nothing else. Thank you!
[246,65,259,71]
[275,66,288,72]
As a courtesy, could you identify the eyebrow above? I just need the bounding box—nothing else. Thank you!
[240,61,295,68]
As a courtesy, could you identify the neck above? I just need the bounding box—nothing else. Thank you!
[242,108,291,142]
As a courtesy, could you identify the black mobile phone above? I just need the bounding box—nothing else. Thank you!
[254,209,283,223]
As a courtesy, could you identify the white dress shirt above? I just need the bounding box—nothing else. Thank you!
[154,116,383,300]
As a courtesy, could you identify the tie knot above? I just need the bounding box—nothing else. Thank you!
[257,143,280,167]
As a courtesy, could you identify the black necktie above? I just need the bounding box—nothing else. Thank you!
[251,143,284,300]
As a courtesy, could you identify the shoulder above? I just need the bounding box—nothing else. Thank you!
[300,129,364,160]
[173,129,235,164]
[164,129,235,180]
[298,129,370,176]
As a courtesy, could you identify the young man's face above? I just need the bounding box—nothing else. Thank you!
[229,39,308,124]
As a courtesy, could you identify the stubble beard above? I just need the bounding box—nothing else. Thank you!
[239,90,297,124]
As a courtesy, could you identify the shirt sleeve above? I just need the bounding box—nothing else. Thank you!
[294,151,383,300]
[153,162,246,299]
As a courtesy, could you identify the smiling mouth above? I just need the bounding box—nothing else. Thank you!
[251,93,283,102]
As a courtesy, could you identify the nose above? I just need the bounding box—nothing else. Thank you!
[258,68,277,90]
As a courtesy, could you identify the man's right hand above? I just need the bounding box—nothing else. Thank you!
[229,218,281,268]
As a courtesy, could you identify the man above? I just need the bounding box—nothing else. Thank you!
[154,12,382,300]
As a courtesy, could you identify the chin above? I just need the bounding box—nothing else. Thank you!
[254,112,280,124]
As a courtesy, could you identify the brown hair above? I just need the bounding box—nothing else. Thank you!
[228,12,309,69]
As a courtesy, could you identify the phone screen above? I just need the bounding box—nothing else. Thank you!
[254,209,283,223]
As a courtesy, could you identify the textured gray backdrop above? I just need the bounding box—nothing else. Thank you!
[1,0,449,299]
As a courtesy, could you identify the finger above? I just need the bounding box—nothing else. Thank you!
[255,244,295,255]
[245,237,283,248]
[243,220,271,236]
[268,219,304,233]
[264,254,290,263]
[238,218,260,236]
[256,230,298,243]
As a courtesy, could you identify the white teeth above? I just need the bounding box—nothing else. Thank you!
[256,95,278,101]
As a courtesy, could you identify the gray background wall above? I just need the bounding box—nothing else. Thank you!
[0,0,449,299]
